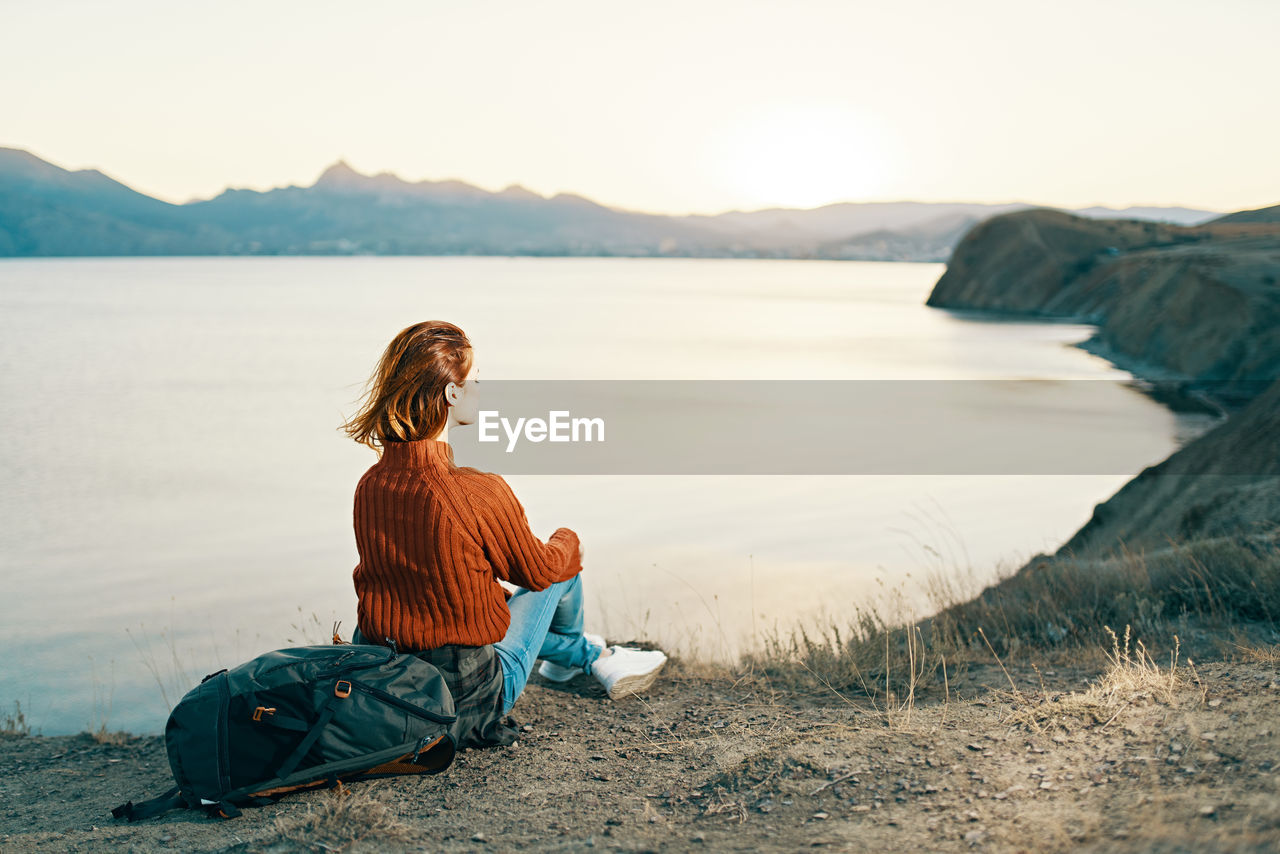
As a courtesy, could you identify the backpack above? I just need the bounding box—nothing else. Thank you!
[111,642,458,821]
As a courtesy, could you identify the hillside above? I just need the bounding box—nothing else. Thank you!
[1057,374,1280,557]
[1211,202,1280,224]
[924,206,1280,555]
[926,207,1280,406]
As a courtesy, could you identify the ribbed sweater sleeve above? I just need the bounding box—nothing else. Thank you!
[465,472,582,591]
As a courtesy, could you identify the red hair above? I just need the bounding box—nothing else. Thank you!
[340,321,473,453]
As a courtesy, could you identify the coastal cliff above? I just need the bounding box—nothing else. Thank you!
[1061,374,1280,557]
[925,206,1280,555]
[927,208,1280,407]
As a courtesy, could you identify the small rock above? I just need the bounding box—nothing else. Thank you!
[1208,698,1222,708]
[852,804,871,812]
[1039,781,1054,790]
[521,724,534,732]
[1199,805,1217,818]
[812,811,829,820]
[966,743,984,751]
[472,832,488,843]
[963,830,987,845]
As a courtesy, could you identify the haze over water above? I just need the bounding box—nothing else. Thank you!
[0,256,1211,735]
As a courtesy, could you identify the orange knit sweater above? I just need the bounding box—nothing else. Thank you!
[352,437,583,650]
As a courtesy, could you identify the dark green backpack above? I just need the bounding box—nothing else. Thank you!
[111,643,457,821]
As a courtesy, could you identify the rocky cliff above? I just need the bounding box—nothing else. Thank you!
[927,208,1280,407]
[925,207,1280,556]
[1060,374,1280,557]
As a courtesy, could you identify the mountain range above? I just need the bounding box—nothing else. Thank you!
[0,146,1230,260]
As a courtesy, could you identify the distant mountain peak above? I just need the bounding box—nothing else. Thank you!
[549,191,605,209]
[314,159,367,187]
[500,183,543,200]
[310,159,495,200]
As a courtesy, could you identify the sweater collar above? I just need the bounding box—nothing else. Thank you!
[379,437,454,469]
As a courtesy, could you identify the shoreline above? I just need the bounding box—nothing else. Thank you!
[931,304,1240,418]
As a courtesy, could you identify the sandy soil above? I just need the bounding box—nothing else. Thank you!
[1,656,1277,853]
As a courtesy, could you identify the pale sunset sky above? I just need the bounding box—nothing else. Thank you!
[1,0,1275,215]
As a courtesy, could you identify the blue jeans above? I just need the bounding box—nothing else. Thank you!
[494,573,601,715]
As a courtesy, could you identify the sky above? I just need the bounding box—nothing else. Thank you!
[1,0,1276,216]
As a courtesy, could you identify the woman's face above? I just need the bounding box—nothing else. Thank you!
[446,360,480,427]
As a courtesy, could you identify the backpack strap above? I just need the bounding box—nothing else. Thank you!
[111,788,247,822]
[274,692,341,780]
[110,786,185,822]
[202,800,242,819]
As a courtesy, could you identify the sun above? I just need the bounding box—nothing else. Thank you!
[711,102,894,210]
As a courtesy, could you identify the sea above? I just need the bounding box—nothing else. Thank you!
[0,256,1217,735]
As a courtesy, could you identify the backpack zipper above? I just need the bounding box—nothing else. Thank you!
[346,679,457,724]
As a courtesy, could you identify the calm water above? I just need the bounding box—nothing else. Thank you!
[0,257,1211,735]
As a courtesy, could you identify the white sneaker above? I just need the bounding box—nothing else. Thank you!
[537,633,606,682]
[590,645,668,699]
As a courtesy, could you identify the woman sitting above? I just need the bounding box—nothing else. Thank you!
[339,320,667,749]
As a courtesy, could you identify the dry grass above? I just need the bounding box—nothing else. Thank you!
[89,726,133,746]
[247,783,416,853]
[1233,641,1280,663]
[1008,625,1199,733]
[125,624,196,712]
[1,700,31,739]
[745,531,1279,708]
[86,655,129,745]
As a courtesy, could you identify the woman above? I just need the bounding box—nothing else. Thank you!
[339,321,667,750]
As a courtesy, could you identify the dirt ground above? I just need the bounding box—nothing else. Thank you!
[1,655,1277,853]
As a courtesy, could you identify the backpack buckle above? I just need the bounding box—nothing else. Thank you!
[334,680,352,698]
[252,706,277,721]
